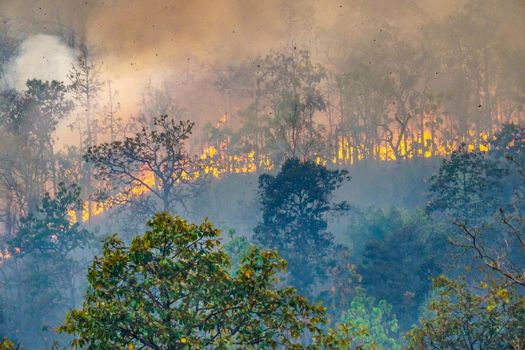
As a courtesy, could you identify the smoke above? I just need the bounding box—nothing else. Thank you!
[2,0,524,71]
[0,0,524,144]
[0,0,460,76]
[5,34,74,89]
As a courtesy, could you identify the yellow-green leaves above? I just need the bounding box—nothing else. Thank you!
[59,213,351,349]
[407,277,525,349]
[0,337,15,350]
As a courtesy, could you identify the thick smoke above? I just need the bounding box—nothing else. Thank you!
[0,0,464,71]
[1,0,524,142]
[5,34,74,89]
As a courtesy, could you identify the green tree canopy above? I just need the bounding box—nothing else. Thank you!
[9,182,91,257]
[341,294,400,350]
[60,213,352,349]
[429,127,525,288]
[254,158,350,294]
[427,144,505,225]
[357,208,446,329]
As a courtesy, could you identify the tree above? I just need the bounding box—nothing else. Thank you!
[69,44,104,221]
[341,294,400,350]
[429,127,525,288]
[260,49,328,163]
[0,337,15,350]
[333,25,440,163]
[357,209,446,329]
[431,0,524,136]
[59,213,352,349]
[9,182,93,264]
[0,21,17,82]
[100,80,125,143]
[427,144,505,225]
[0,79,73,235]
[68,44,104,152]
[24,79,74,194]
[215,61,267,167]
[223,228,252,271]
[336,63,392,162]
[84,115,204,216]
[254,158,350,294]
[0,182,93,347]
[407,276,525,350]
[215,48,328,165]
[137,81,184,127]
[0,79,73,187]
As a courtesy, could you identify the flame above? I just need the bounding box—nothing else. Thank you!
[67,114,496,223]
[68,144,270,223]
[0,114,506,263]
[0,248,11,262]
[0,246,20,264]
[0,114,503,263]
[333,121,490,164]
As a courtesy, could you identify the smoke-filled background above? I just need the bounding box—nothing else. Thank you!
[2,0,523,132]
[1,0,525,349]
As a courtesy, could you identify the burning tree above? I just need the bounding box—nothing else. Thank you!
[84,115,205,216]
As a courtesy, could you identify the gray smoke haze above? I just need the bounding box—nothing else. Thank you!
[0,0,463,66]
[1,0,524,144]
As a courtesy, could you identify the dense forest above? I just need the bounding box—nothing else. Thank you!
[0,0,524,348]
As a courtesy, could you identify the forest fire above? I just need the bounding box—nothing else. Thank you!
[1,0,525,347]
[69,145,268,223]
[69,121,491,223]
[333,128,489,164]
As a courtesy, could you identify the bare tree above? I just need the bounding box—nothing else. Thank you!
[84,115,205,216]
[69,44,104,151]
[100,80,124,143]
[69,44,104,221]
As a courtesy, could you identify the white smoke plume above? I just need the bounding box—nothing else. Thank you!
[5,33,74,89]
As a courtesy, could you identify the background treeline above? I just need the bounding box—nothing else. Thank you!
[206,0,525,167]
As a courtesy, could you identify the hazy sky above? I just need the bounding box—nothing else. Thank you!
[1,0,524,146]
[0,0,463,66]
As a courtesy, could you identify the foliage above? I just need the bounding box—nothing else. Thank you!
[429,126,525,288]
[9,182,92,257]
[215,48,328,163]
[60,213,353,349]
[84,115,204,215]
[0,182,93,347]
[0,337,15,350]
[223,229,252,271]
[341,294,401,350]
[427,144,505,225]
[68,44,104,151]
[137,81,185,127]
[0,79,73,223]
[0,29,17,80]
[407,276,525,350]
[344,206,406,255]
[357,208,447,329]
[254,158,350,294]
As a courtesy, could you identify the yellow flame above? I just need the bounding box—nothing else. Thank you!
[69,120,493,223]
